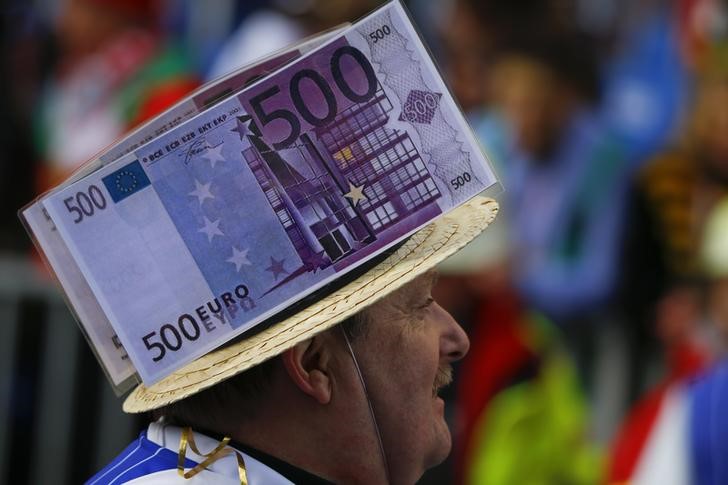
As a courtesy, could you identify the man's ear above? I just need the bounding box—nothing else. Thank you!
[282,336,332,405]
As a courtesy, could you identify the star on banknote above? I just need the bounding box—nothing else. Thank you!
[232,115,261,140]
[199,217,224,242]
[227,246,252,271]
[189,180,214,205]
[344,182,367,206]
[203,142,226,168]
[266,257,288,280]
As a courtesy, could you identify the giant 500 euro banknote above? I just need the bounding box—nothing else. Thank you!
[22,27,347,392]
[41,0,500,384]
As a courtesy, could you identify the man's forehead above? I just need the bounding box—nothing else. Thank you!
[360,270,438,327]
[363,271,438,319]
[391,270,438,303]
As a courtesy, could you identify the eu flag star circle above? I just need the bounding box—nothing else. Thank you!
[115,170,139,194]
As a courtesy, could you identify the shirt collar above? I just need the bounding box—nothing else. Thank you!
[148,421,333,485]
[147,421,294,484]
[227,438,334,485]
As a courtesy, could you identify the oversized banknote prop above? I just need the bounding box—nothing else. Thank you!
[22,26,348,392]
[24,0,501,389]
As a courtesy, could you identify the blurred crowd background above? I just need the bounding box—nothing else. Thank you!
[1,0,727,483]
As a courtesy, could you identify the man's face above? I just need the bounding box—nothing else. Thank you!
[350,271,470,484]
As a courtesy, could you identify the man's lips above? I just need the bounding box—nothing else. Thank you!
[434,395,445,414]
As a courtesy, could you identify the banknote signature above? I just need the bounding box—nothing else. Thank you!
[181,138,207,165]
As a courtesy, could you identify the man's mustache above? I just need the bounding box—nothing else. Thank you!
[433,366,452,396]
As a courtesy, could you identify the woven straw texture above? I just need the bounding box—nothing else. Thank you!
[124,196,498,412]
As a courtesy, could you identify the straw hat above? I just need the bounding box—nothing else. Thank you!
[124,196,499,413]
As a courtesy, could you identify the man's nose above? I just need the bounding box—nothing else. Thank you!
[434,302,470,362]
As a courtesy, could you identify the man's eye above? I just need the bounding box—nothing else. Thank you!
[420,297,435,309]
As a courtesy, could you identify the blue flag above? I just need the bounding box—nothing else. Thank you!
[102,161,151,203]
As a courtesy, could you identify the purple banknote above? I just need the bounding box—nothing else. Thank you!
[39,0,500,385]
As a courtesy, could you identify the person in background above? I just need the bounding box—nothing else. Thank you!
[622,40,728,334]
[688,197,728,484]
[608,196,728,485]
[34,0,198,192]
[472,31,628,327]
[438,0,565,116]
[436,5,623,483]
[611,40,728,483]
[608,284,712,483]
[436,0,494,114]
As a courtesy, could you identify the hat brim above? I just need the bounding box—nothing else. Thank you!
[123,196,498,413]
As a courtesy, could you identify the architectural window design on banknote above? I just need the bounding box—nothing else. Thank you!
[360,9,483,206]
[238,82,441,295]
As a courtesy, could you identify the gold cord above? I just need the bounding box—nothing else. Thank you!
[178,427,248,485]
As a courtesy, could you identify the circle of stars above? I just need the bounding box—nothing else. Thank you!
[115,170,138,193]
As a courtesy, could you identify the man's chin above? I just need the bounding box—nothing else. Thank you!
[404,421,452,485]
[427,415,453,469]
